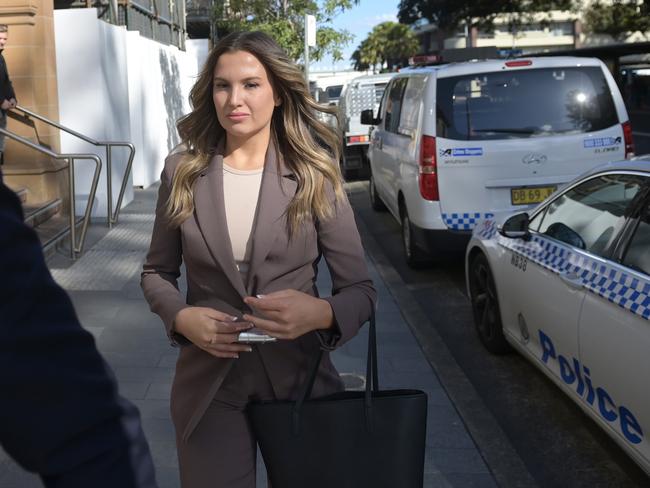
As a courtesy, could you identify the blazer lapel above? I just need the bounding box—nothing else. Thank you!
[194,152,247,298]
[246,143,297,294]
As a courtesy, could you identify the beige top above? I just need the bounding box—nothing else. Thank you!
[222,162,264,278]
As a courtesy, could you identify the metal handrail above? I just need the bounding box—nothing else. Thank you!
[10,105,135,228]
[0,127,102,259]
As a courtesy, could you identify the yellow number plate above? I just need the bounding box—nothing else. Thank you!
[511,186,556,205]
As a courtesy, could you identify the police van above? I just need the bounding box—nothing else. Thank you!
[362,57,634,266]
[338,72,396,178]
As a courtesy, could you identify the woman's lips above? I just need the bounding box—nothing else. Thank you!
[227,113,249,120]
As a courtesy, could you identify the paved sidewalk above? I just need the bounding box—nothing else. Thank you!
[0,183,498,488]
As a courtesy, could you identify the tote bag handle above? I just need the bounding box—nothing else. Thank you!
[292,311,378,434]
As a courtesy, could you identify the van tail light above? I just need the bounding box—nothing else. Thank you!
[419,135,439,201]
[622,121,635,159]
[505,60,532,68]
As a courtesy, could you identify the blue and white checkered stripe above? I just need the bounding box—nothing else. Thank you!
[478,220,650,321]
[442,212,495,231]
[476,219,498,239]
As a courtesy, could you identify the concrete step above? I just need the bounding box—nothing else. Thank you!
[23,199,62,228]
[37,215,85,260]
[15,187,27,203]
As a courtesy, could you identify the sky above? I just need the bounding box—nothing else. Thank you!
[311,0,399,72]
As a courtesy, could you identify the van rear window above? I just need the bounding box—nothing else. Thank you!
[436,67,618,140]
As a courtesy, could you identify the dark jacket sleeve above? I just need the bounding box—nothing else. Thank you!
[317,182,377,350]
[0,183,157,488]
[0,54,15,101]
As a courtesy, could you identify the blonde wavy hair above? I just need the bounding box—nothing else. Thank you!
[167,31,345,237]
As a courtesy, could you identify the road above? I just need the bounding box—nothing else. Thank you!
[347,181,650,488]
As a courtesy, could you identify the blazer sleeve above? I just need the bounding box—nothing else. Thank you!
[140,153,191,346]
[0,183,157,488]
[317,182,377,350]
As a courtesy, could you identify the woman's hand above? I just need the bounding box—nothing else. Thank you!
[242,290,334,340]
[173,307,254,358]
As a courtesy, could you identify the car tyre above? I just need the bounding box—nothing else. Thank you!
[369,174,387,211]
[400,205,428,268]
[469,252,511,354]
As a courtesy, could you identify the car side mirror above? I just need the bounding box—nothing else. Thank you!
[361,109,379,125]
[498,213,530,240]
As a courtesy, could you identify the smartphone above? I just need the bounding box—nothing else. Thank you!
[238,328,277,343]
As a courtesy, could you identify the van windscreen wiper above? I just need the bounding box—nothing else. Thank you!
[473,127,538,134]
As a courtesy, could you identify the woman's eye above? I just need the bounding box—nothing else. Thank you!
[245,83,259,89]
[214,83,228,89]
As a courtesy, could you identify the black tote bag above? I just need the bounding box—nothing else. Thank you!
[247,313,428,488]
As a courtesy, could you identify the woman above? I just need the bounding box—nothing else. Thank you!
[141,31,376,488]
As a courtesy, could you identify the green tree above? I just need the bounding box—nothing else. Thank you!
[213,0,357,63]
[583,1,650,41]
[397,0,576,50]
[351,22,420,73]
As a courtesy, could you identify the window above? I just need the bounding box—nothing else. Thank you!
[528,208,546,232]
[326,85,343,99]
[398,76,426,135]
[436,67,618,141]
[535,174,646,257]
[623,202,650,276]
[384,78,408,134]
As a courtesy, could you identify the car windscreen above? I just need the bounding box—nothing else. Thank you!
[436,67,619,141]
[326,85,343,99]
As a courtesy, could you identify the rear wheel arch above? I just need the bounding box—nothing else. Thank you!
[467,245,484,270]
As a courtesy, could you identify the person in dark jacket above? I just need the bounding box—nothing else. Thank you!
[0,24,17,166]
[0,180,159,488]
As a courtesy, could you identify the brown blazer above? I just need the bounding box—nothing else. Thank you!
[141,142,376,442]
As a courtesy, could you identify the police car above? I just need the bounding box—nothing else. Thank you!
[466,158,650,475]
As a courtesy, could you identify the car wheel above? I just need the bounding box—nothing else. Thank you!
[469,252,511,354]
[400,205,428,267]
[369,174,387,211]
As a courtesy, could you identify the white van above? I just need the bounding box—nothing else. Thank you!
[338,72,396,177]
[362,57,635,266]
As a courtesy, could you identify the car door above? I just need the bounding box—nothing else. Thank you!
[368,82,392,213]
[378,77,408,215]
[577,181,650,469]
[498,173,647,392]
[392,75,426,208]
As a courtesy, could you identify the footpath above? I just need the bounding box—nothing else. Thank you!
[0,182,499,488]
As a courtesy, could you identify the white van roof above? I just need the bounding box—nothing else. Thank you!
[347,72,397,86]
[400,56,606,78]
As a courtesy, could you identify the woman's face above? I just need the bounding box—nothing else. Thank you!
[212,50,280,141]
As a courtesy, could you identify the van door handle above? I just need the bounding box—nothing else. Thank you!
[559,271,583,290]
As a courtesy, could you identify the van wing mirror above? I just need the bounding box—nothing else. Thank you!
[498,213,530,240]
[360,109,379,125]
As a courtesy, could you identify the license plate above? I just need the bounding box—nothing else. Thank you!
[510,186,556,205]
